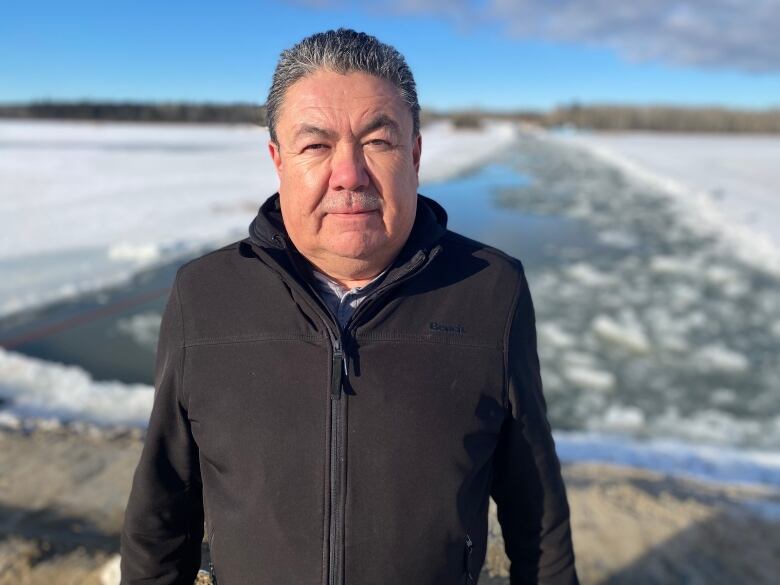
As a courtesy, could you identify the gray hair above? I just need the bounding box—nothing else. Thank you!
[266,28,420,144]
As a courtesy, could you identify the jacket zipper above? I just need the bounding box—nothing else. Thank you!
[465,533,474,584]
[329,334,346,585]
[345,248,437,331]
[255,238,440,585]
[268,235,348,585]
[208,527,218,585]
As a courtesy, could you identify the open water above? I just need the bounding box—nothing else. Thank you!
[2,133,779,456]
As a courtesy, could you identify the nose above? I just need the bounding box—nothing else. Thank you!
[328,143,370,192]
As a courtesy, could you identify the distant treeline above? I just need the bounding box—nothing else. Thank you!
[543,104,780,133]
[3,101,780,133]
[436,104,780,133]
[0,101,267,125]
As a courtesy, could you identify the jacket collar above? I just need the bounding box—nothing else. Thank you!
[247,192,448,274]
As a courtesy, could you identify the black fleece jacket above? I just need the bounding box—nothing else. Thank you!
[119,193,578,585]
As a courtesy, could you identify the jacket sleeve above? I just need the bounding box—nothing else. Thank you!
[120,274,204,584]
[490,266,578,584]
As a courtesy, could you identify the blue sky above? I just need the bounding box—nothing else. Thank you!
[2,0,779,111]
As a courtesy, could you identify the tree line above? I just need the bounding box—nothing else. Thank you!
[0,101,267,125]
[2,101,780,133]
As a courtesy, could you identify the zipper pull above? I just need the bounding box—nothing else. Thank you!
[465,533,474,583]
[331,343,344,400]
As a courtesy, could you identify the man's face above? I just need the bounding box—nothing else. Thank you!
[269,69,421,274]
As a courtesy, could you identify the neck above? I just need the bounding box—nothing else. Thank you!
[308,258,389,290]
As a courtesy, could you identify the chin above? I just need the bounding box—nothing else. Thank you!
[330,237,387,262]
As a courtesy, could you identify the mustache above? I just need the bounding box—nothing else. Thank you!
[320,191,381,213]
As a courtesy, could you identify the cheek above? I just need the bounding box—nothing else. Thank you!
[281,160,329,213]
[367,153,418,192]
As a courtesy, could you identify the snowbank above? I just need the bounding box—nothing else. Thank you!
[554,131,780,276]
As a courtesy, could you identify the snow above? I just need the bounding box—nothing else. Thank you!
[556,131,780,276]
[0,118,518,430]
[4,120,780,490]
[419,120,519,182]
[0,347,153,427]
[555,431,780,490]
[0,119,518,318]
[3,340,779,490]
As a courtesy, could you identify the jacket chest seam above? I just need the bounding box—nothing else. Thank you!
[183,333,324,348]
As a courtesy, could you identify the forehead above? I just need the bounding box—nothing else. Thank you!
[277,69,411,133]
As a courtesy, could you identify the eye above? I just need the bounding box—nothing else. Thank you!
[302,143,328,152]
[365,139,391,148]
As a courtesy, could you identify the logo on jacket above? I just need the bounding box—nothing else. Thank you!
[429,321,466,334]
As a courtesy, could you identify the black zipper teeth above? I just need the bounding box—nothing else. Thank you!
[209,528,218,585]
[465,533,474,583]
[329,334,345,585]
[269,242,346,585]
[251,241,440,585]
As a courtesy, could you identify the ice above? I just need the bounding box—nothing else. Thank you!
[107,243,162,263]
[496,133,780,454]
[538,323,576,349]
[0,119,516,318]
[565,262,616,287]
[710,388,738,407]
[555,431,780,489]
[418,121,518,183]
[597,229,638,249]
[690,344,750,374]
[563,364,616,392]
[596,405,646,432]
[649,255,699,275]
[556,131,780,277]
[0,347,153,427]
[591,314,651,354]
[4,121,780,489]
[116,312,163,351]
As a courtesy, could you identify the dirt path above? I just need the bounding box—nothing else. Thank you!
[1,426,778,584]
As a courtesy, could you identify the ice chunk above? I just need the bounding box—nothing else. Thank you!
[116,311,162,351]
[691,344,750,374]
[564,365,616,392]
[538,322,576,348]
[565,262,615,287]
[592,314,651,354]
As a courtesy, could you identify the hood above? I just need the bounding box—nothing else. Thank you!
[248,192,448,260]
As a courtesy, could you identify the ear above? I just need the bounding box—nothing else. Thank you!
[412,133,422,174]
[268,140,283,178]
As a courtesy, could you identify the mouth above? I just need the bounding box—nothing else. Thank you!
[328,208,378,215]
[321,192,381,216]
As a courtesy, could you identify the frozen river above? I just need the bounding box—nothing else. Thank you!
[1,121,779,487]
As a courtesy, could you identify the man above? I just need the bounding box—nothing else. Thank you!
[120,28,578,585]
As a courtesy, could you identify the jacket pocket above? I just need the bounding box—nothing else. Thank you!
[464,533,475,584]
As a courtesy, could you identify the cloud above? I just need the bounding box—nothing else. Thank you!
[295,0,780,72]
[489,0,780,72]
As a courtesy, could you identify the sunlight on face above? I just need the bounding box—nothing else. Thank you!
[268,70,421,280]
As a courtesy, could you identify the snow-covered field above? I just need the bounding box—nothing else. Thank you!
[2,120,780,490]
[557,131,780,276]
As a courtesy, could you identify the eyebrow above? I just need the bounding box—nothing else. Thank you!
[357,114,400,138]
[292,124,338,142]
[292,114,401,143]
